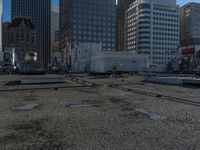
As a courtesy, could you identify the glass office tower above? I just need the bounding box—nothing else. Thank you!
[60,0,116,65]
[12,0,51,68]
[0,0,2,62]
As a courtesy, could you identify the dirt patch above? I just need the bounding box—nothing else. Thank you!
[110,97,123,103]
[0,133,19,145]
[108,97,135,111]
[10,119,46,137]
[1,118,67,150]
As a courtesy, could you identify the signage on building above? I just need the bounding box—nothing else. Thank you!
[182,48,195,55]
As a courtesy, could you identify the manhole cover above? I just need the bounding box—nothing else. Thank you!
[14,103,39,110]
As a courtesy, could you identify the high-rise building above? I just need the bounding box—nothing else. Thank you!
[51,6,59,43]
[180,3,200,47]
[7,18,36,64]
[60,0,116,65]
[0,0,2,63]
[125,0,179,67]
[51,6,59,65]
[12,0,51,68]
[2,22,9,50]
[116,0,134,51]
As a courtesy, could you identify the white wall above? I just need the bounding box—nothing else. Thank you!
[71,43,149,73]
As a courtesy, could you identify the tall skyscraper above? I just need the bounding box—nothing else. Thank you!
[51,6,59,43]
[2,22,9,50]
[125,0,179,67]
[12,0,51,68]
[180,3,200,47]
[60,0,116,65]
[116,0,134,51]
[0,0,2,63]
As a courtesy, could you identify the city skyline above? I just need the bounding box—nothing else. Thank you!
[2,0,200,22]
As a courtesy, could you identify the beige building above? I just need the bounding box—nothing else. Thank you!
[125,0,179,68]
[7,18,36,65]
[180,3,200,47]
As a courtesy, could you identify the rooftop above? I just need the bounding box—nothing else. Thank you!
[0,74,199,149]
[8,18,35,29]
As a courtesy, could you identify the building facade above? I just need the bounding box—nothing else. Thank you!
[51,6,59,66]
[60,0,116,65]
[125,0,179,67]
[7,18,36,64]
[51,6,59,43]
[2,22,9,50]
[12,0,51,68]
[116,0,134,51]
[0,0,2,63]
[180,3,200,47]
[71,43,149,73]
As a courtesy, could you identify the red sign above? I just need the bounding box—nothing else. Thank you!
[182,48,195,55]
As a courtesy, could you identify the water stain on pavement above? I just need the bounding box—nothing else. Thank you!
[135,108,167,121]
[62,100,99,108]
[13,103,39,110]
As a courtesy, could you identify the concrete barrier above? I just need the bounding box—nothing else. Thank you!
[145,76,200,86]
[145,77,183,85]
[21,77,65,84]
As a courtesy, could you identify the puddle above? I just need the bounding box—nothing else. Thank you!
[14,103,39,110]
[135,108,167,121]
[62,101,98,108]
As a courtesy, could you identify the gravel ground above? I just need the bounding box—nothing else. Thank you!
[0,74,200,150]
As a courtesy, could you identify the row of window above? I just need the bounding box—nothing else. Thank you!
[153,42,178,46]
[139,21,150,24]
[153,51,176,55]
[153,37,179,41]
[73,36,115,43]
[73,19,115,26]
[73,26,115,33]
[153,57,174,60]
[73,30,115,36]
[139,46,150,49]
[153,22,179,27]
[153,12,179,18]
[153,17,179,23]
[153,27,179,32]
[8,36,35,43]
[73,10,115,17]
[73,14,115,21]
[152,62,168,65]
[153,47,177,51]
[139,4,151,9]
[153,32,178,37]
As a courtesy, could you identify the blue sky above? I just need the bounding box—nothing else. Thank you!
[2,0,199,22]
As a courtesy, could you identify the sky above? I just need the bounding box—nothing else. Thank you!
[2,0,200,22]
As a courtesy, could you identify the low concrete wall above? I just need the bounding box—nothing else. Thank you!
[21,77,65,84]
[145,77,183,85]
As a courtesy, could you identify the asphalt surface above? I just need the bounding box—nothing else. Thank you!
[0,74,200,150]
